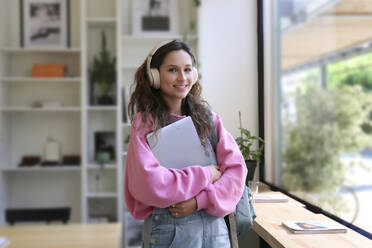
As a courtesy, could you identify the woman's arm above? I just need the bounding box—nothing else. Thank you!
[195,113,247,217]
[125,113,214,209]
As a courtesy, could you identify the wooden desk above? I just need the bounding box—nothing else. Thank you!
[252,186,372,248]
[0,223,121,248]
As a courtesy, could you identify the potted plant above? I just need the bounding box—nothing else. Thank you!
[89,31,116,105]
[235,111,264,183]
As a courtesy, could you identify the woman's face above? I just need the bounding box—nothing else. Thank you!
[158,50,196,106]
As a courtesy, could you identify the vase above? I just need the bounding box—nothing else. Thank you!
[245,160,257,184]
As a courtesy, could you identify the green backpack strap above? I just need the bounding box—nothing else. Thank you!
[207,109,218,153]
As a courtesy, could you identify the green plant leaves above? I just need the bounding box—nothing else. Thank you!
[235,128,264,162]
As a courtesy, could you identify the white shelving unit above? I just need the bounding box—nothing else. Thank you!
[0,0,83,224]
[82,0,122,224]
[0,0,198,246]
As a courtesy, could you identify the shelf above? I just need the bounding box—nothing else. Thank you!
[86,17,116,26]
[87,164,117,169]
[87,192,117,198]
[121,34,195,41]
[0,107,81,112]
[87,106,117,111]
[1,47,81,53]
[0,77,81,83]
[1,166,81,172]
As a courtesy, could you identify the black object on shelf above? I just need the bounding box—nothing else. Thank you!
[19,156,41,167]
[94,131,116,161]
[62,155,81,166]
[5,207,71,225]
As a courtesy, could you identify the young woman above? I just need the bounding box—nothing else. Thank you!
[125,40,247,248]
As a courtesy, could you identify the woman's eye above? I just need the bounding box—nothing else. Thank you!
[168,68,177,72]
[185,68,192,72]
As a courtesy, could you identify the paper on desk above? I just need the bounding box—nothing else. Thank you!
[254,194,289,203]
[146,116,217,169]
[0,237,10,248]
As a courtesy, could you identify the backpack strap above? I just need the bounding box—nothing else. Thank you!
[207,110,218,153]
[207,110,239,248]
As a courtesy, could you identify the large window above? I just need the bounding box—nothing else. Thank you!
[262,0,372,237]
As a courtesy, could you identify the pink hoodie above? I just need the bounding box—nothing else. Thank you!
[124,112,247,220]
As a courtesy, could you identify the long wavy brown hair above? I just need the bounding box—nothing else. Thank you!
[128,40,212,146]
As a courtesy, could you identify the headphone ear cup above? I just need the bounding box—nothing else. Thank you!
[151,68,161,89]
[193,68,199,84]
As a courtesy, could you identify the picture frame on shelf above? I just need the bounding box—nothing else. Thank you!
[20,0,70,48]
[132,0,179,36]
[94,131,116,163]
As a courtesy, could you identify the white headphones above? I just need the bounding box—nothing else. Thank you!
[146,40,198,89]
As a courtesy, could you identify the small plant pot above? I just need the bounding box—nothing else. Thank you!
[98,95,114,105]
[245,160,257,184]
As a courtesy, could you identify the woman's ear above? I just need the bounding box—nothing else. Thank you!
[192,67,198,85]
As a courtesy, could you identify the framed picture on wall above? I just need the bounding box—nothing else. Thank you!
[132,0,179,36]
[20,0,70,48]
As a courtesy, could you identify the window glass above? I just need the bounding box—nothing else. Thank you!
[276,0,372,234]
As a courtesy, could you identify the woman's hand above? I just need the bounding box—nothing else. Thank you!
[208,165,221,182]
[168,197,197,218]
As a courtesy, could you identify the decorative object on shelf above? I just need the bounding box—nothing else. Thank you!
[41,136,61,166]
[31,64,66,77]
[235,111,264,183]
[61,155,80,166]
[18,155,41,167]
[89,31,116,105]
[20,0,70,48]
[31,100,63,108]
[97,151,111,167]
[94,131,115,162]
[132,0,179,36]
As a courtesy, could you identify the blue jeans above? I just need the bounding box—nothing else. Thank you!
[142,207,230,248]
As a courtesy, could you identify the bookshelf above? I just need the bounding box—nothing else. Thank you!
[0,0,199,247]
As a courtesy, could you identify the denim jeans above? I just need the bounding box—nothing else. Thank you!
[142,207,230,248]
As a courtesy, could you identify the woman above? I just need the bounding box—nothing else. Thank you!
[125,40,247,247]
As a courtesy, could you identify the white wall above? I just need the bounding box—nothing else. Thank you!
[198,2,260,246]
[198,0,258,138]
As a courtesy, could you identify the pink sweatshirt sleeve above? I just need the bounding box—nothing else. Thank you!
[124,113,213,219]
[195,113,247,217]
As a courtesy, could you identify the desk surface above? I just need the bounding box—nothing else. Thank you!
[252,186,372,248]
[0,223,121,248]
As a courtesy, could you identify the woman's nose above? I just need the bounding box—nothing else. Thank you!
[177,71,186,81]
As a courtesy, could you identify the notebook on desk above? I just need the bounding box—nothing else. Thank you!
[146,116,217,169]
[282,221,347,234]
